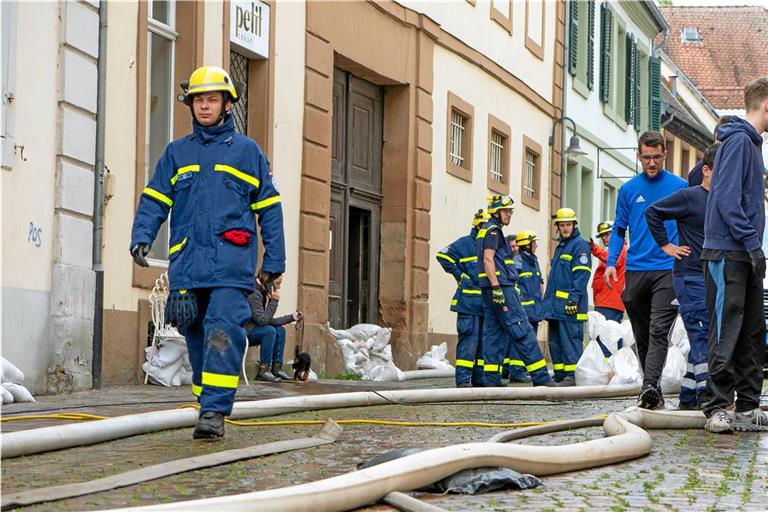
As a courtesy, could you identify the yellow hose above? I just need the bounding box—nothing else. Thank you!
[2,407,606,429]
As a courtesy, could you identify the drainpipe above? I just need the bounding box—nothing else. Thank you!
[92,1,108,389]
[559,2,569,208]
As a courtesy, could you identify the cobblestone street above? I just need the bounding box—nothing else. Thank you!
[2,378,767,511]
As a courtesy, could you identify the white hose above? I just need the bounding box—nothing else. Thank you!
[402,369,454,380]
[104,412,652,512]
[1,384,641,459]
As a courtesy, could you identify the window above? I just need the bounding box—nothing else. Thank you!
[598,2,613,104]
[681,27,701,43]
[487,114,510,194]
[229,50,250,134]
[520,136,542,210]
[665,137,675,173]
[1,0,16,170]
[569,1,596,96]
[601,183,616,222]
[681,145,691,178]
[145,1,177,262]
[446,92,474,182]
[525,0,545,60]
[491,0,512,35]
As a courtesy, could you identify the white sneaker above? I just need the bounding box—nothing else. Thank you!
[732,408,768,432]
[705,408,733,434]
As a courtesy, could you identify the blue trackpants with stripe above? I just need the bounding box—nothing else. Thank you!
[673,274,709,407]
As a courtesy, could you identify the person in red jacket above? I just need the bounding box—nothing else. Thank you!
[590,221,627,321]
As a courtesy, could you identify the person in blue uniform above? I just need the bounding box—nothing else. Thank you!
[514,230,544,334]
[541,208,592,386]
[436,210,488,387]
[130,66,285,439]
[476,195,556,388]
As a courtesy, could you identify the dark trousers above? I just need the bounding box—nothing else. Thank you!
[702,259,765,415]
[548,319,584,380]
[672,274,709,407]
[481,287,550,386]
[455,313,483,386]
[622,270,678,390]
[181,287,251,416]
[503,330,530,381]
[246,324,286,364]
[595,306,624,322]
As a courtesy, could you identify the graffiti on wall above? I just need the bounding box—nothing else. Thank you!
[28,222,42,248]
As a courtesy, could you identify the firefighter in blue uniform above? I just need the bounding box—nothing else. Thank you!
[436,210,488,387]
[476,195,556,387]
[541,208,591,386]
[515,230,544,335]
[130,66,285,439]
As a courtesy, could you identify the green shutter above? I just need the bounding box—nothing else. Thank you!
[599,3,613,104]
[569,1,579,76]
[633,42,641,131]
[624,33,634,124]
[649,55,661,131]
[587,0,595,90]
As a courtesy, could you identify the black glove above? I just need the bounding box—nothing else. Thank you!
[749,249,766,279]
[491,286,506,309]
[165,290,198,329]
[565,301,578,316]
[130,243,150,267]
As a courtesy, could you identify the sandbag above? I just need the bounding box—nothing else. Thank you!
[346,323,384,341]
[587,311,606,341]
[620,319,636,348]
[595,320,624,356]
[416,342,453,371]
[361,359,404,382]
[608,347,642,386]
[660,345,687,394]
[144,354,185,387]
[3,382,35,403]
[1,385,14,404]
[148,339,187,368]
[669,316,690,359]
[1,357,25,385]
[357,449,541,494]
[575,339,612,386]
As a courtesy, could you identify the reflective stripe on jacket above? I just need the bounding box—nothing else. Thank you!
[476,219,517,288]
[436,229,483,316]
[515,251,544,321]
[541,227,592,321]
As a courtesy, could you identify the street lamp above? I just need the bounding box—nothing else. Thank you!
[549,116,587,156]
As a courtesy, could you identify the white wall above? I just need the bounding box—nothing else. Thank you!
[270,0,306,312]
[428,46,553,335]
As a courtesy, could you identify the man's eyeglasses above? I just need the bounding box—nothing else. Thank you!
[638,154,665,163]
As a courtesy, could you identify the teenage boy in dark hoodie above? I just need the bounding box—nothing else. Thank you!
[701,77,768,434]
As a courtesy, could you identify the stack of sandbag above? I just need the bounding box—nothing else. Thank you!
[1,357,35,404]
[327,323,404,381]
[576,312,642,386]
[416,342,454,371]
[660,315,690,393]
[143,338,193,387]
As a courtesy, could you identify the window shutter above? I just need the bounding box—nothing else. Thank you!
[624,33,634,124]
[599,3,613,104]
[649,55,662,131]
[587,0,595,90]
[633,42,641,131]
[569,1,579,76]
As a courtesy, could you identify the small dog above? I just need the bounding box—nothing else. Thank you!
[293,346,312,381]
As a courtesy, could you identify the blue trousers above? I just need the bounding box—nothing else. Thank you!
[595,307,624,358]
[481,287,550,386]
[181,287,251,416]
[673,275,709,407]
[503,326,532,381]
[247,325,286,364]
[456,313,483,386]
[548,319,584,380]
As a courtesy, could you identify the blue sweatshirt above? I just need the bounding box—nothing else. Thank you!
[608,170,687,271]
[645,185,708,276]
[703,117,766,253]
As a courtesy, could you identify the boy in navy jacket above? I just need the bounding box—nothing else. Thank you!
[700,78,768,434]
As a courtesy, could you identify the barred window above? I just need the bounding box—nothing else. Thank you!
[489,130,505,183]
[523,149,537,198]
[229,51,249,135]
[449,110,466,167]
[520,136,541,210]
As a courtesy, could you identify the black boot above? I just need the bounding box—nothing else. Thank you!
[271,363,292,380]
[256,363,280,382]
[534,379,562,387]
[193,411,225,439]
[558,376,576,387]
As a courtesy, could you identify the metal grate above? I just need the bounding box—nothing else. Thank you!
[489,130,504,183]
[523,149,537,198]
[763,289,768,319]
[229,51,249,134]
[449,110,466,167]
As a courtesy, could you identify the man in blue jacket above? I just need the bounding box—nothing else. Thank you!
[131,66,285,439]
[700,78,768,434]
[476,195,556,387]
[541,209,592,385]
[645,142,719,410]
[605,131,687,409]
[436,210,488,387]
[514,230,544,335]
